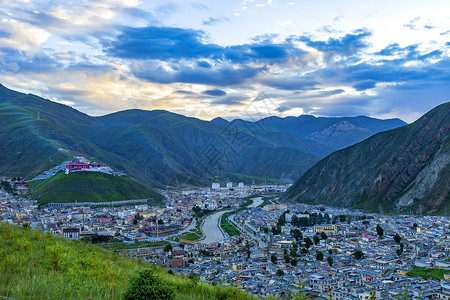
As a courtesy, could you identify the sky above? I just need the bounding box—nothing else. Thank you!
[0,0,449,122]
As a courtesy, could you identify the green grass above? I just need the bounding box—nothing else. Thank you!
[0,222,269,300]
[28,171,164,205]
[407,267,450,280]
[220,213,241,236]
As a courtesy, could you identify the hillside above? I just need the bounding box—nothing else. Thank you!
[0,83,406,186]
[283,102,450,214]
[28,172,164,205]
[0,222,262,300]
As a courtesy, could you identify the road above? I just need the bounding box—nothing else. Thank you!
[200,210,232,244]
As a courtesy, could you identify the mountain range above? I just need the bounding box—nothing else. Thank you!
[0,83,406,188]
[284,102,450,214]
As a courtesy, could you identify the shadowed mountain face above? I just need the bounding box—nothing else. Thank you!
[283,102,450,214]
[0,84,406,187]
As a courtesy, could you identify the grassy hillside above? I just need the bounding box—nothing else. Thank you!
[28,171,164,205]
[0,222,265,300]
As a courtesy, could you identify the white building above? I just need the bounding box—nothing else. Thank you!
[226,182,233,188]
[212,182,220,189]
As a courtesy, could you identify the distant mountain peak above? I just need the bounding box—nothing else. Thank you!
[210,117,229,125]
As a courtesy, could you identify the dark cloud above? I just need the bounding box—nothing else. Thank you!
[196,60,212,68]
[106,27,221,60]
[107,26,307,66]
[133,62,264,86]
[299,29,371,56]
[261,77,318,91]
[175,90,195,94]
[202,89,227,96]
[353,80,376,91]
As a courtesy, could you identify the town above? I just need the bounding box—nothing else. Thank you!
[1,181,450,299]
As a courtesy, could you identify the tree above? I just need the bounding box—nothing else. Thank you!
[284,254,291,264]
[353,250,364,259]
[301,248,308,255]
[292,241,299,251]
[320,232,328,240]
[290,248,297,257]
[413,223,418,229]
[276,269,284,276]
[397,243,404,256]
[376,224,384,238]
[123,270,175,300]
[271,254,277,264]
[327,256,333,267]
[291,258,298,266]
[164,244,173,253]
[291,229,302,241]
[333,248,338,254]
[316,251,324,261]
[133,219,138,225]
[328,249,333,255]
[158,219,164,225]
[313,235,320,245]
[278,211,287,226]
[394,233,402,244]
[304,237,312,249]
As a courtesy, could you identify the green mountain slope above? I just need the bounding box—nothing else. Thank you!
[0,222,261,300]
[28,172,164,205]
[0,83,406,187]
[283,102,450,214]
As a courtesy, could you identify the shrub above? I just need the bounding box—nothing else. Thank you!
[123,269,175,300]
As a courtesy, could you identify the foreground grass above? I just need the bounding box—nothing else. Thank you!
[99,240,170,251]
[0,222,266,300]
[407,267,450,280]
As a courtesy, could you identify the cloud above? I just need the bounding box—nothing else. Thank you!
[106,26,307,65]
[212,94,247,105]
[352,80,376,91]
[299,29,371,56]
[202,17,229,26]
[196,60,212,68]
[132,61,264,86]
[106,26,221,60]
[260,77,318,90]
[202,89,227,96]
